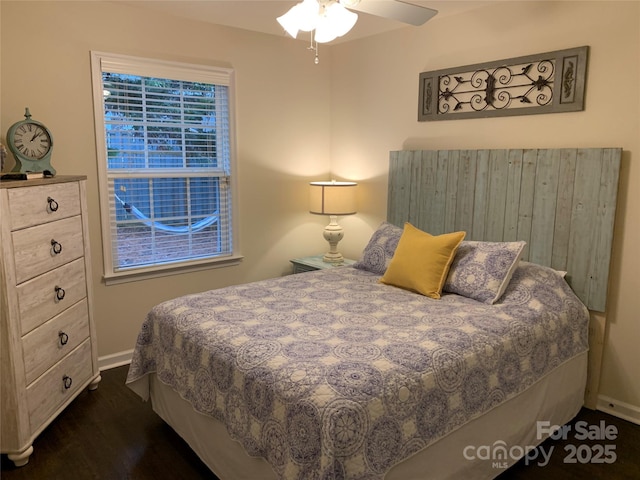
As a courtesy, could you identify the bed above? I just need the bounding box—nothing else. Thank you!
[126,147,621,480]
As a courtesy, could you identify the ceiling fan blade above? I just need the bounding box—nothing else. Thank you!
[347,1,438,26]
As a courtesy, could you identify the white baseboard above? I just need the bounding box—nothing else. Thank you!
[597,395,640,425]
[98,349,133,371]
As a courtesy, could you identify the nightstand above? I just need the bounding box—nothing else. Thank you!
[290,255,356,273]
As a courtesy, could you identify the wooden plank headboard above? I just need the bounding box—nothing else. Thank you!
[387,148,621,312]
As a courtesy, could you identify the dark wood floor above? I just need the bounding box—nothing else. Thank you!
[2,366,639,479]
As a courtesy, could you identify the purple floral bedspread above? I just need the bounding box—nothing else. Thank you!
[126,262,588,480]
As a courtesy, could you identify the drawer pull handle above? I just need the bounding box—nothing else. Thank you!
[58,331,69,346]
[51,239,63,255]
[47,197,59,212]
[55,286,66,301]
[62,375,73,390]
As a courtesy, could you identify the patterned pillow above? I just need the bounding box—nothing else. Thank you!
[443,240,526,304]
[353,222,403,275]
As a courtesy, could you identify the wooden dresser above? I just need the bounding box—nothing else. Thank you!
[0,176,101,466]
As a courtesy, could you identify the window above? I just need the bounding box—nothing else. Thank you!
[90,52,239,284]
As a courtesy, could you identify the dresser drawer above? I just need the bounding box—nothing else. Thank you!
[26,339,93,433]
[6,182,81,231]
[17,258,87,335]
[12,215,84,284]
[22,299,90,385]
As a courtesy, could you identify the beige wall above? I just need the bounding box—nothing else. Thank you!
[1,1,334,362]
[2,1,638,414]
[330,1,640,412]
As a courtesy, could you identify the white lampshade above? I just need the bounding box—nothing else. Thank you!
[309,181,357,215]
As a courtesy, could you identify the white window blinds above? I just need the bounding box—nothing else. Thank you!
[91,52,237,280]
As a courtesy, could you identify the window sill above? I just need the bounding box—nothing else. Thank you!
[103,255,244,286]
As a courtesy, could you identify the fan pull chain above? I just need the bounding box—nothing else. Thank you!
[308,31,319,64]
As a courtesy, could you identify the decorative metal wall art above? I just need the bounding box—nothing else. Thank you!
[418,46,588,121]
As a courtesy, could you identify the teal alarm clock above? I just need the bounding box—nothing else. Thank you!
[6,107,55,174]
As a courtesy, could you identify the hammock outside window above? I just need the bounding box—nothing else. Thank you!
[115,194,218,234]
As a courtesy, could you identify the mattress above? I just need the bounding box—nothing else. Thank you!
[143,350,586,479]
[126,261,589,480]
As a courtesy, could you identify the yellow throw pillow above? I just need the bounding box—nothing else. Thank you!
[380,223,465,299]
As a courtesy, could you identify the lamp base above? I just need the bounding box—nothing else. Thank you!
[322,215,345,264]
[322,252,344,264]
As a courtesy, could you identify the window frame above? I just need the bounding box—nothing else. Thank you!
[90,51,241,285]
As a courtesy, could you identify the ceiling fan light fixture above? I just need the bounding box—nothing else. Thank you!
[276,7,301,38]
[277,0,320,38]
[313,19,337,43]
[339,0,361,8]
[315,2,358,43]
[277,0,438,63]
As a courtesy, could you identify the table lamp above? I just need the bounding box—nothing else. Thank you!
[309,180,357,264]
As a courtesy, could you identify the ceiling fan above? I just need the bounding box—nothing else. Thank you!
[277,0,437,62]
[342,0,438,27]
